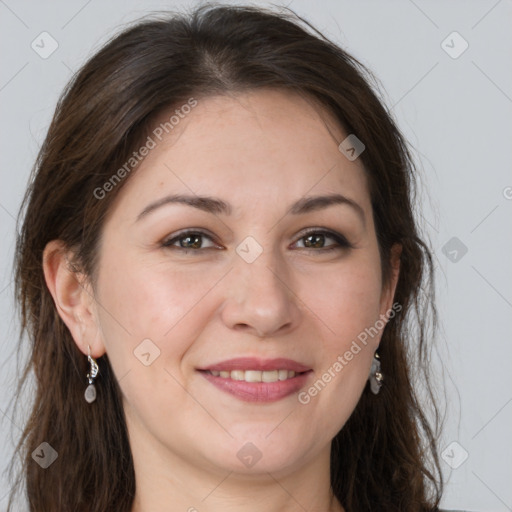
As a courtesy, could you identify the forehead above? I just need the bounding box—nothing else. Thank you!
[110,89,371,219]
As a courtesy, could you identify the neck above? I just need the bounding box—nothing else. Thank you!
[131,472,344,512]
[128,421,344,512]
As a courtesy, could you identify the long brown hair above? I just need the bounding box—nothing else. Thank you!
[8,4,443,511]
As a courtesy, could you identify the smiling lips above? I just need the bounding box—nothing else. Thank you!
[198,357,312,403]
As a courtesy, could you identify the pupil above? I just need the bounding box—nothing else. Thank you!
[182,235,201,248]
[304,234,324,248]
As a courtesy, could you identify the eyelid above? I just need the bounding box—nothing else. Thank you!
[162,228,220,248]
[162,227,352,251]
[292,227,353,250]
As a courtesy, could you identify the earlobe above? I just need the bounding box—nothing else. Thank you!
[42,240,105,358]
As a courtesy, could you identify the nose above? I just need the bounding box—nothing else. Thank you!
[220,248,301,338]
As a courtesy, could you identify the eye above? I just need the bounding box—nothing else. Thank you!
[161,228,352,253]
[293,229,352,251]
[162,230,220,251]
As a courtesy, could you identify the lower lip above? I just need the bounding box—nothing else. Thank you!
[199,370,312,403]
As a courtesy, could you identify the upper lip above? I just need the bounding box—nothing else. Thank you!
[198,357,311,373]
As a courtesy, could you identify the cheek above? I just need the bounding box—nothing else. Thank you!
[92,248,228,380]
[296,253,383,403]
[95,250,214,336]
[293,261,383,438]
[92,252,222,428]
[302,256,383,350]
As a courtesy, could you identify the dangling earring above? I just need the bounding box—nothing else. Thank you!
[84,345,99,403]
[369,351,383,395]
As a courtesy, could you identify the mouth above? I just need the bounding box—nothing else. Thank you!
[197,358,313,403]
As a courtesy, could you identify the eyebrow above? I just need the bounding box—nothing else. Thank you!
[136,193,365,223]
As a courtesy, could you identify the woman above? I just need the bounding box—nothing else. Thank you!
[9,4,443,511]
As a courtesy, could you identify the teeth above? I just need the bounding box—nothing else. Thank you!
[208,369,297,382]
[245,370,262,382]
[262,370,278,382]
[231,370,245,381]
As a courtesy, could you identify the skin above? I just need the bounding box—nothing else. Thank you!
[44,89,400,512]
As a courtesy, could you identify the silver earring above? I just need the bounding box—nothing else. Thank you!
[369,351,383,395]
[84,345,99,403]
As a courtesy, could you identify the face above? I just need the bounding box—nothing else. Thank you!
[87,89,398,478]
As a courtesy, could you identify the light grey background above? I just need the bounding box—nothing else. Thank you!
[0,1,511,510]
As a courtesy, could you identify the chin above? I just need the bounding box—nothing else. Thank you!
[201,433,314,477]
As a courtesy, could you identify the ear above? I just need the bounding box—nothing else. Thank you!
[42,240,106,358]
[379,243,402,316]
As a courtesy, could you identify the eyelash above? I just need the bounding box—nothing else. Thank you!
[161,228,353,253]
